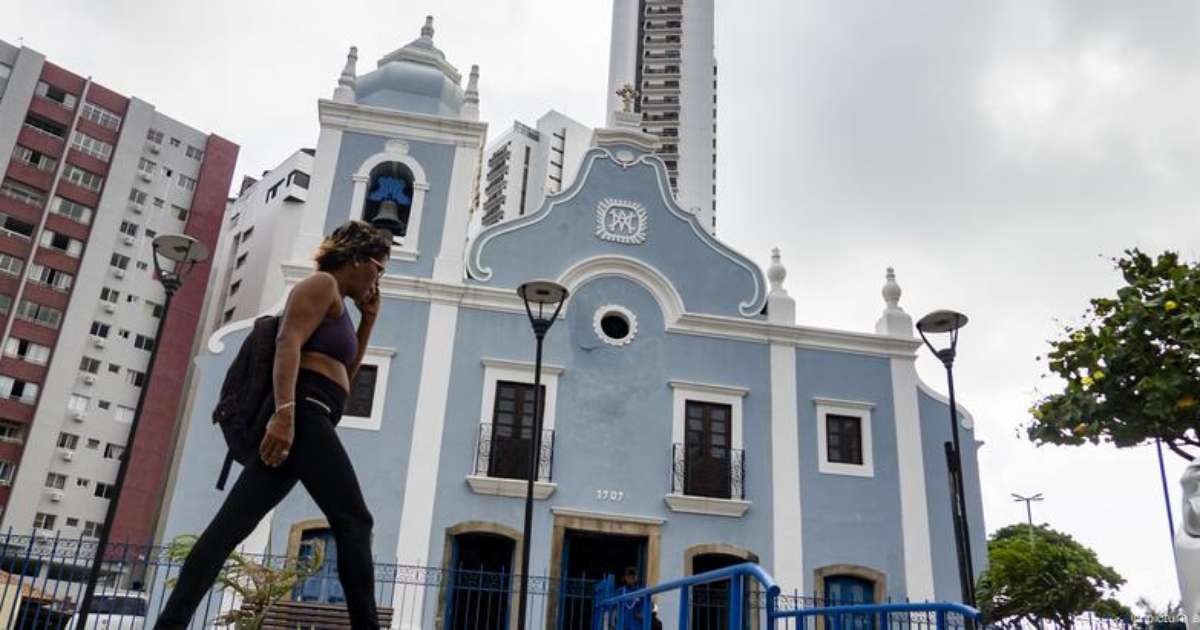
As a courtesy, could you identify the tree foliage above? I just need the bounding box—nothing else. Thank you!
[1026,249,1200,461]
[977,524,1128,628]
[166,534,326,630]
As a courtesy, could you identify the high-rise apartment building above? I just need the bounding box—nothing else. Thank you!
[0,40,237,546]
[480,110,591,227]
[203,148,314,340]
[607,0,717,233]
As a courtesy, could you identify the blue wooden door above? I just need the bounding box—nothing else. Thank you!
[823,575,874,630]
[293,528,345,603]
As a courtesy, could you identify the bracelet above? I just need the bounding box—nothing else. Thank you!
[275,401,296,413]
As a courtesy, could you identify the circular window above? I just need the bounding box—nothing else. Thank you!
[593,305,638,347]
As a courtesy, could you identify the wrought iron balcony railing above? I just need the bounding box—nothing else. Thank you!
[474,422,554,483]
[671,443,745,500]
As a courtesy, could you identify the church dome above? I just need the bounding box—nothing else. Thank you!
[354,16,465,117]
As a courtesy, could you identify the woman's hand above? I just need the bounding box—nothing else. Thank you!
[355,280,381,320]
[259,408,295,467]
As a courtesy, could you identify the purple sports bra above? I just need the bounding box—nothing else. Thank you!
[301,304,357,370]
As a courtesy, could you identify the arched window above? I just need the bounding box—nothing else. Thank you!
[439,523,521,630]
[814,564,886,630]
[363,162,415,239]
[687,548,759,630]
[293,527,344,604]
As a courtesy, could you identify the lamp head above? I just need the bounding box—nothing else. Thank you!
[916,310,968,334]
[516,280,569,337]
[151,234,208,264]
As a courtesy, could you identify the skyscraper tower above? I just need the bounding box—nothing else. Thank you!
[607,0,716,233]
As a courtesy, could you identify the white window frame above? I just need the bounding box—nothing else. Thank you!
[814,397,876,478]
[466,358,565,499]
[337,346,396,432]
[350,140,429,263]
[665,380,751,517]
[669,380,746,452]
[68,394,90,413]
[114,405,134,423]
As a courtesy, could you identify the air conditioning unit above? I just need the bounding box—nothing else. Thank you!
[129,202,144,214]
[91,335,106,348]
[33,528,53,539]
[102,303,116,314]
[122,235,135,246]
[81,373,96,385]
[146,141,160,155]
[59,449,75,461]
[71,410,86,422]
[137,172,152,183]
[112,268,125,279]
[48,489,63,502]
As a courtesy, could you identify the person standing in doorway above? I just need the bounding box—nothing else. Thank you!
[618,566,646,630]
[155,220,391,629]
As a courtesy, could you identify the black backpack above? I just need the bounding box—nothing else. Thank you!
[211,314,279,490]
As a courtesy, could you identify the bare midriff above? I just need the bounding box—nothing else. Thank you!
[299,351,351,394]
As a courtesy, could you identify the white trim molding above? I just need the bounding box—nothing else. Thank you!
[466,358,564,499]
[594,305,638,347]
[916,378,976,430]
[467,148,767,317]
[560,255,685,324]
[338,346,396,431]
[664,494,751,518]
[550,506,666,526]
[814,398,876,478]
[269,264,925,360]
[890,357,936,600]
[466,475,556,500]
[769,342,805,592]
[318,99,487,149]
[669,379,748,450]
[350,140,429,262]
[667,379,751,514]
[479,358,564,431]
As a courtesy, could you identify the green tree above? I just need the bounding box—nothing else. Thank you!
[1026,249,1200,461]
[166,534,326,630]
[977,524,1128,628]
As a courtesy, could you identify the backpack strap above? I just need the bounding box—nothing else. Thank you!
[216,450,235,491]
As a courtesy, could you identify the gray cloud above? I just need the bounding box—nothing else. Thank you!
[5,0,1195,607]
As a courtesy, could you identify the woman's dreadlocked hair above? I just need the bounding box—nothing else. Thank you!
[313,220,392,272]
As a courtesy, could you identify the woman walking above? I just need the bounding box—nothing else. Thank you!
[156,220,391,629]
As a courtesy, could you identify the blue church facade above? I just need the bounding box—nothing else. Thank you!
[158,18,986,628]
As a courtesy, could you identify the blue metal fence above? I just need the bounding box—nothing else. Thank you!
[592,562,984,630]
[0,531,1139,630]
[0,531,584,629]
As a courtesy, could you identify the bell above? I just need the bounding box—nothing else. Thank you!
[370,200,407,241]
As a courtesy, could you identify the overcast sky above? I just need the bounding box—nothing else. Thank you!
[6,0,1197,608]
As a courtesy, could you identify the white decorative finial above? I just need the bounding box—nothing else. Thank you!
[768,247,788,293]
[421,15,435,39]
[882,266,901,308]
[465,65,479,101]
[766,247,795,324]
[875,266,913,337]
[462,64,480,120]
[333,46,358,103]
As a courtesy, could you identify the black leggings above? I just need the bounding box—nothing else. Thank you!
[156,369,379,629]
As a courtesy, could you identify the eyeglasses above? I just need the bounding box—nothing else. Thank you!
[368,258,385,277]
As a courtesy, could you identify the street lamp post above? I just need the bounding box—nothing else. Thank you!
[916,309,977,607]
[75,234,209,628]
[514,281,568,630]
[1012,492,1044,545]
